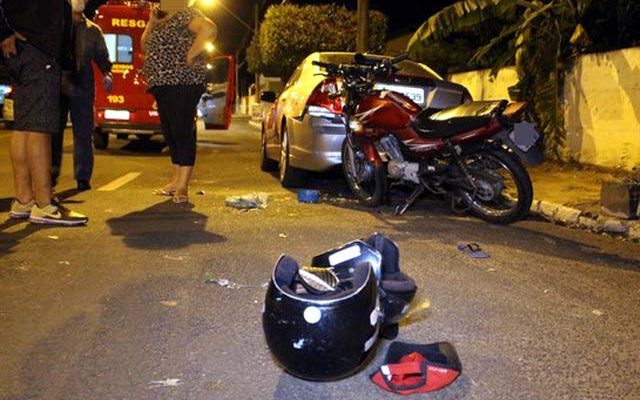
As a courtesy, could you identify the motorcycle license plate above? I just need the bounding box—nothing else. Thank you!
[374,83,425,105]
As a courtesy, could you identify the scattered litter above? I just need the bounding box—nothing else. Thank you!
[457,242,490,259]
[204,274,269,289]
[298,189,320,203]
[225,192,269,210]
[592,309,604,316]
[58,261,70,265]
[204,380,224,391]
[486,268,496,272]
[278,233,288,238]
[544,289,550,294]
[160,300,178,307]
[149,378,183,388]
[163,255,185,261]
[104,209,114,213]
[196,190,206,195]
[47,236,59,240]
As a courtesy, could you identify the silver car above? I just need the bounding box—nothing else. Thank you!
[260,52,470,187]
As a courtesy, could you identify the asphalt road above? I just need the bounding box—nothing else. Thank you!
[1,117,639,400]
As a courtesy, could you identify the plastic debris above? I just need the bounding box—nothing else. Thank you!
[225,192,269,210]
[278,233,288,238]
[204,274,268,289]
[457,242,490,259]
[298,189,319,203]
[58,261,70,265]
[47,236,59,240]
[149,379,183,388]
[160,300,178,307]
[592,309,604,316]
[196,190,206,195]
[163,255,185,261]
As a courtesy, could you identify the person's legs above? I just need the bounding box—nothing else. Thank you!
[10,131,32,204]
[51,95,70,188]
[152,86,181,194]
[26,132,53,208]
[68,95,94,189]
[169,85,203,202]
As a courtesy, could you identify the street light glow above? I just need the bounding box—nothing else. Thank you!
[205,41,215,53]
[199,0,215,8]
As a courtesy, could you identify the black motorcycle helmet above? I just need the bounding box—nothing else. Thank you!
[263,240,382,381]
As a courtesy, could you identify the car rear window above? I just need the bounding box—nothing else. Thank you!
[318,53,440,79]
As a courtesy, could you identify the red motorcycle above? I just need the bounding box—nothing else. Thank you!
[312,54,540,224]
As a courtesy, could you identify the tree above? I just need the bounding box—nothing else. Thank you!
[407,0,597,159]
[248,4,387,81]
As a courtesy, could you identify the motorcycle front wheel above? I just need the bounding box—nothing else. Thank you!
[458,147,533,224]
[342,139,387,207]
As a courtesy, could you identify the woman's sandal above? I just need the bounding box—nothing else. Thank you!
[153,188,176,196]
[172,193,189,204]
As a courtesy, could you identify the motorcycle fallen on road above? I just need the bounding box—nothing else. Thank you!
[312,54,540,224]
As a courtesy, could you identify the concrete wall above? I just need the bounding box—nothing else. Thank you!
[449,47,640,170]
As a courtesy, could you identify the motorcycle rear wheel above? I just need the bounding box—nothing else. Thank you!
[342,140,387,207]
[459,147,533,224]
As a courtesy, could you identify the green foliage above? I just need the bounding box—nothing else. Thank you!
[407,0,603,159]
[247,4,388,80]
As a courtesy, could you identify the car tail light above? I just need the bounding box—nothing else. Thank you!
[462,89,473,104]
[306,78,342,116]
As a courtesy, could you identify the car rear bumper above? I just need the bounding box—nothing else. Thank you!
[96,122,160,134]
[288,113,345,171]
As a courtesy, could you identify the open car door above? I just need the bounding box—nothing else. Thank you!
[199,55,236,130]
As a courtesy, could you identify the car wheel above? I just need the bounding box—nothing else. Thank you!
[94,128,109,150]
[279,124,307,188]
[260,123,278,172]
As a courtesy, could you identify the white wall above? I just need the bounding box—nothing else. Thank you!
[449,48,640,170]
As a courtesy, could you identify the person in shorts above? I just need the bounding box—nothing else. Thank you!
[0,0,88,225]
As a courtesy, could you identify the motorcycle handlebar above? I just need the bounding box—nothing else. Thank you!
[390,53,409,64]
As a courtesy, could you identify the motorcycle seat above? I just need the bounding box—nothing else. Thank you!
[412,100,507,139]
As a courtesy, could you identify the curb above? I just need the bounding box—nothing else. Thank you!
[530,199,640,240]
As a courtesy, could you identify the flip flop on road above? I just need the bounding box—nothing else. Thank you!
[457,242,490,259]
[153,188,175,196]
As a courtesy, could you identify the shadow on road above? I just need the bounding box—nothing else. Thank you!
[107,199,225,250]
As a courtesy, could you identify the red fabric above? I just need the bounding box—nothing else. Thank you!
[371,351,460,395]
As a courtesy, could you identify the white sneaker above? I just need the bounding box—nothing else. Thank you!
[9,199,35,219]
[29,204,88,226]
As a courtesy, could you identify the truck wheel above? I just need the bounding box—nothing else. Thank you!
[94,129,109,150]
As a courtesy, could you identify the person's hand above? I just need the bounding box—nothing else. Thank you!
[103,74,113,93]
[186,48,198,65]
[1,32,26,58]
[148,7,168,27]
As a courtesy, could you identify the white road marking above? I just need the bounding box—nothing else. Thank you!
[97,172,141,191]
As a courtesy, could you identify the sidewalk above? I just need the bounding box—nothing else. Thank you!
[528,161,640,239]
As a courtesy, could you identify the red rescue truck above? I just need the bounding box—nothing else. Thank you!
[92,0,235,149]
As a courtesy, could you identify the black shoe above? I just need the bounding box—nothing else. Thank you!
[77,180,91,191]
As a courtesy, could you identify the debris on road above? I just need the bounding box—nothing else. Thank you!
[457,242,490,259]
[149,378,183,388]
[163,255,186,261]
[278,233,288,238]
[47,236,59,240]
[58,261,70,265]
[297,189,320,203]
[225,192,269,210]
[160,300,178,307]
[204,274,268,289]
[592,309,604,316]
[196,190,206,195]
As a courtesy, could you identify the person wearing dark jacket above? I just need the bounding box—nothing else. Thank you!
[1,0,88,225]
[52,0,113,191]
